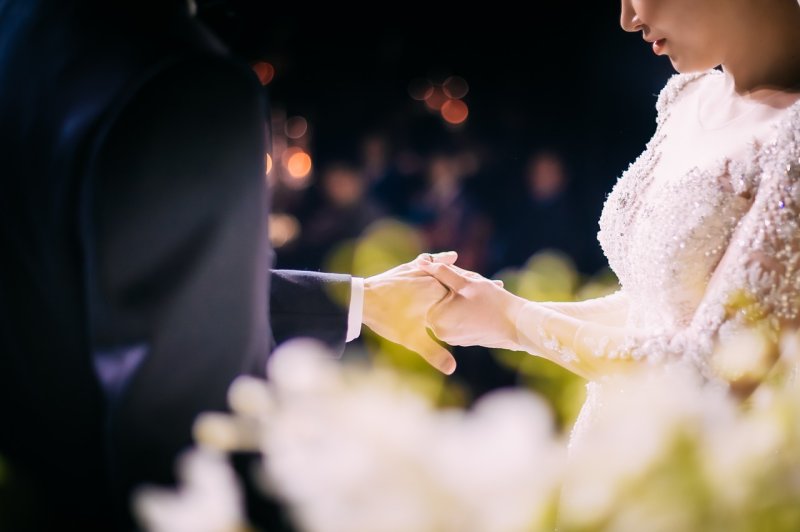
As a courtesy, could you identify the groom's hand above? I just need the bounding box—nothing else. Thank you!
[362,252,458,374]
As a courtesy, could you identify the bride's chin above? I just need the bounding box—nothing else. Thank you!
[669,55,718,75]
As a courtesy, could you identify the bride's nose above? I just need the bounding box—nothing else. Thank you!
[620,0,643,32]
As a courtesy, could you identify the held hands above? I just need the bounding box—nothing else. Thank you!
[418,258,528,352]
[361,251,523,375]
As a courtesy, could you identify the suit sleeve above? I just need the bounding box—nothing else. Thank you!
[270,269,351,353]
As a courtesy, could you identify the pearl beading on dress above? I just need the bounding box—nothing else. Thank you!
[593,71,800,375]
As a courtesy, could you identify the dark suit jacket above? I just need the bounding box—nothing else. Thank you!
[0,1,348,527]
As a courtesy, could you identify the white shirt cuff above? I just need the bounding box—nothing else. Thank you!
[346,277,365,342]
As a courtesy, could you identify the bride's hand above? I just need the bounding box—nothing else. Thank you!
[418,260,527,351]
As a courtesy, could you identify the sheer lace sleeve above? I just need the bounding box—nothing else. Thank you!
[540,290,630,327]
[514,103,800,382]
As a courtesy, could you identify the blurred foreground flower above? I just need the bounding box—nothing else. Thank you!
[136,331,800,532]
[134,449,248,532]
[229,339,564,532]
[560,333,800,532]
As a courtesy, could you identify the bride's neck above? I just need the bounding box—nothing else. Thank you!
[721,0,800,96]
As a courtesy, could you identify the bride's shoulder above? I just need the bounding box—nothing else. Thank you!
[767,97,800,170]
[777,97,800,138]
[655,69,720,123]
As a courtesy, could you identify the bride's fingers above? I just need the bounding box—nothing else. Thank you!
[448,264,479,277]
[418,262,471,293]
[426,262,504,288]
[448,265,497,283]
[415,251,458,266]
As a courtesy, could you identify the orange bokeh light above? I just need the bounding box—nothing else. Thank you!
[286,150,312,179]
[441,99,469,125]
[252,62,275,86]
[265,153,273,176]
[424,86,447,111]
[268,213,301,248]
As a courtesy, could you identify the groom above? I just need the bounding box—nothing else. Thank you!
[0,0,455,528]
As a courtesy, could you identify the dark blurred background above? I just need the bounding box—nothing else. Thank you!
[194,1,676,405]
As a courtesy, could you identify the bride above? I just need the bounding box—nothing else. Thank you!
[419,0,800,431]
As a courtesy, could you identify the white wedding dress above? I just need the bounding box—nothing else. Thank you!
[512,69,800,443]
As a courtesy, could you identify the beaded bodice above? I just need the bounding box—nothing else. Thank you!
[597,70,800,365]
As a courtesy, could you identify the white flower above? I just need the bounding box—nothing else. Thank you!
[560,363,733,527]
[266,338,344,397]
[256,341,564,532]
[134,449,246,532]
[228,375,277,419]
[427,390,564,531]
[141,331,800,532]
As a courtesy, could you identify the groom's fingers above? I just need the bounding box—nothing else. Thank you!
[419,262,470,293]
[409,333,456,375]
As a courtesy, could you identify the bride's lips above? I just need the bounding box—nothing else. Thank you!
[652,38,667,55]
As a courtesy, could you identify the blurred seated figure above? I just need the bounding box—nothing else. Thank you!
[408,151,493,275]
[498,150,600,274]
[359,131,427,219]
[290,161,385,269]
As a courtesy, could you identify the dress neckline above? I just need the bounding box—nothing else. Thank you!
[695,69,800,131]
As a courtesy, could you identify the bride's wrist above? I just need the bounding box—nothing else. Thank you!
[504,294,531,350]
